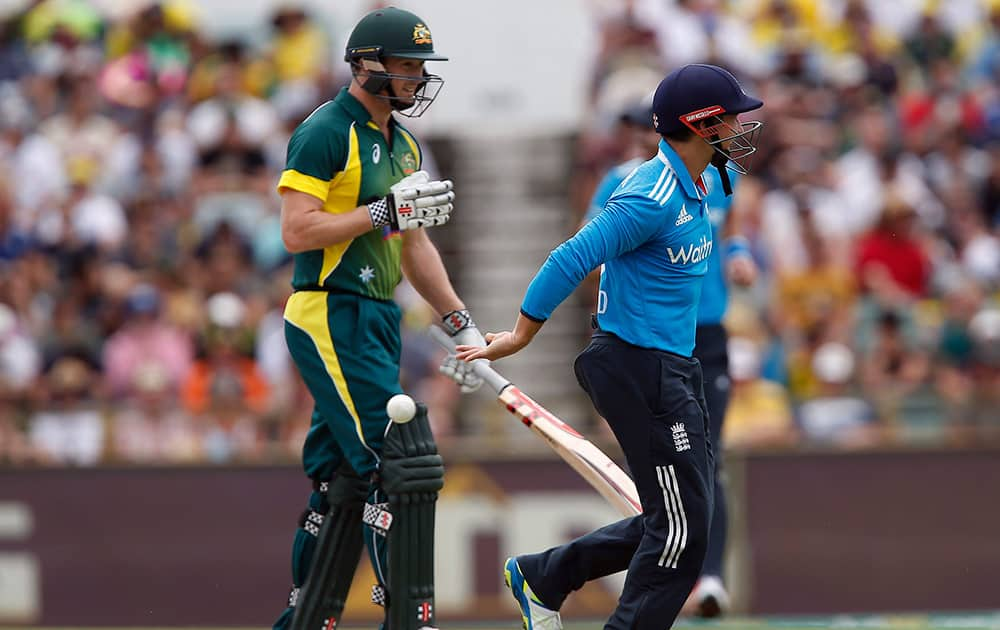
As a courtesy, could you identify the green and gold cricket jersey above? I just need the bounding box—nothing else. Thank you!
[277,88,423,299]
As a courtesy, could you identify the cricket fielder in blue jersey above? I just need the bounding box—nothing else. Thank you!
[456,64,763,630]
[584,128,758,620]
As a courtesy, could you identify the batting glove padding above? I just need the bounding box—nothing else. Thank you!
[439,310,486,393]
[368,170,454,232]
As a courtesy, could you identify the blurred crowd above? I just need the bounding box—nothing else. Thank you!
[1,0,998,467]
[582,0,1000,449]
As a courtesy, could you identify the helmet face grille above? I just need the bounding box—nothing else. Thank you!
[351,58,444,118]
[391,74,444,118]
[685,114,764,175]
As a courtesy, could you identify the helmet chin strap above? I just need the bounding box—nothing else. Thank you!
[711,152,733,196]
[357,58,392,95]
[703,123,733,197]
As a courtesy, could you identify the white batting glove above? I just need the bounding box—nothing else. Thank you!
[438,309,485,393]
[367,170,454,232]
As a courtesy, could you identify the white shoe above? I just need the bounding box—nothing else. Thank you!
[692,575,730,618]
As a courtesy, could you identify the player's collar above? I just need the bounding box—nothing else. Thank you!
[656,139,705,201]
[335,87,375,126]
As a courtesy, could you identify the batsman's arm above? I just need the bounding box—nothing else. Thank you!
[280,190,375,253]
[405,227,489,393]
[400,227,465,316]
[279,118,367,253]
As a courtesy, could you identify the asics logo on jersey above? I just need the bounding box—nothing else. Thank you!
[675,205,693,226]
[666,235,713,265]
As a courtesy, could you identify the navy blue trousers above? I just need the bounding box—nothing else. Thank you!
[693,323,729,580]
[517,331,714,630]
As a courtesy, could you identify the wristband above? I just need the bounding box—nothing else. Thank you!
[724,236,752,260]
[368,198,391,229]
[441,309,474,335]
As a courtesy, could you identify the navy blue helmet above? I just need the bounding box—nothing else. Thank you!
[652,64,764,175]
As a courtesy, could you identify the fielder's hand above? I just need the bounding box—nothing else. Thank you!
[367,170,454,232]
[438,309,485,393]
[455,330,526,363]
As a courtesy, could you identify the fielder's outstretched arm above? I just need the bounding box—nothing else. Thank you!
[456,195,656,363]
[455,313,541,362]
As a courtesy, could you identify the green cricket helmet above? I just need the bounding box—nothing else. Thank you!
[345,6,447,117]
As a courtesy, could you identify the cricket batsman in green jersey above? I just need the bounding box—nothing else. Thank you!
[272,7,484,630]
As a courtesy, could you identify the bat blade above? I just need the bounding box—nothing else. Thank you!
[498,385,642,517]
[427,324,642,517]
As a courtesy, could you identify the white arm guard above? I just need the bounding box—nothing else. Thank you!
[368,170,454,232]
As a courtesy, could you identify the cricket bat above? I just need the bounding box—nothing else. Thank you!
[429,326,642,517]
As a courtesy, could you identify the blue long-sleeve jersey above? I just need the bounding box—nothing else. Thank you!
[695,166,739,324]
[583,154,740,326]
[521,139,714,357]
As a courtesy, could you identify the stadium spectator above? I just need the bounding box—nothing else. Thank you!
[103,283,194,400]
[964,307,1000,436]
[855,193,933,304]
[181,291,269,417]
[935,279,985,428]
[859,310,932,425]
[0,302,41,401]
[798,341,878,446]
[902,11,956,72]
[772,216,855,340]
[0,178,31,262]
[722,336,796,449]
[185,58,278,189]
[188,291,270,463]
[109,362,202,464]
[27,354,104,465]
[268,5,328,85]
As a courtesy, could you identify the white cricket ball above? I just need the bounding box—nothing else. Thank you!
[386,394,417,424]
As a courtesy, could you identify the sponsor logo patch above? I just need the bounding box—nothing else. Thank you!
[666,235,713,265]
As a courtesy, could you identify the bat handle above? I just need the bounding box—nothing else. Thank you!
[427,325,511,395]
